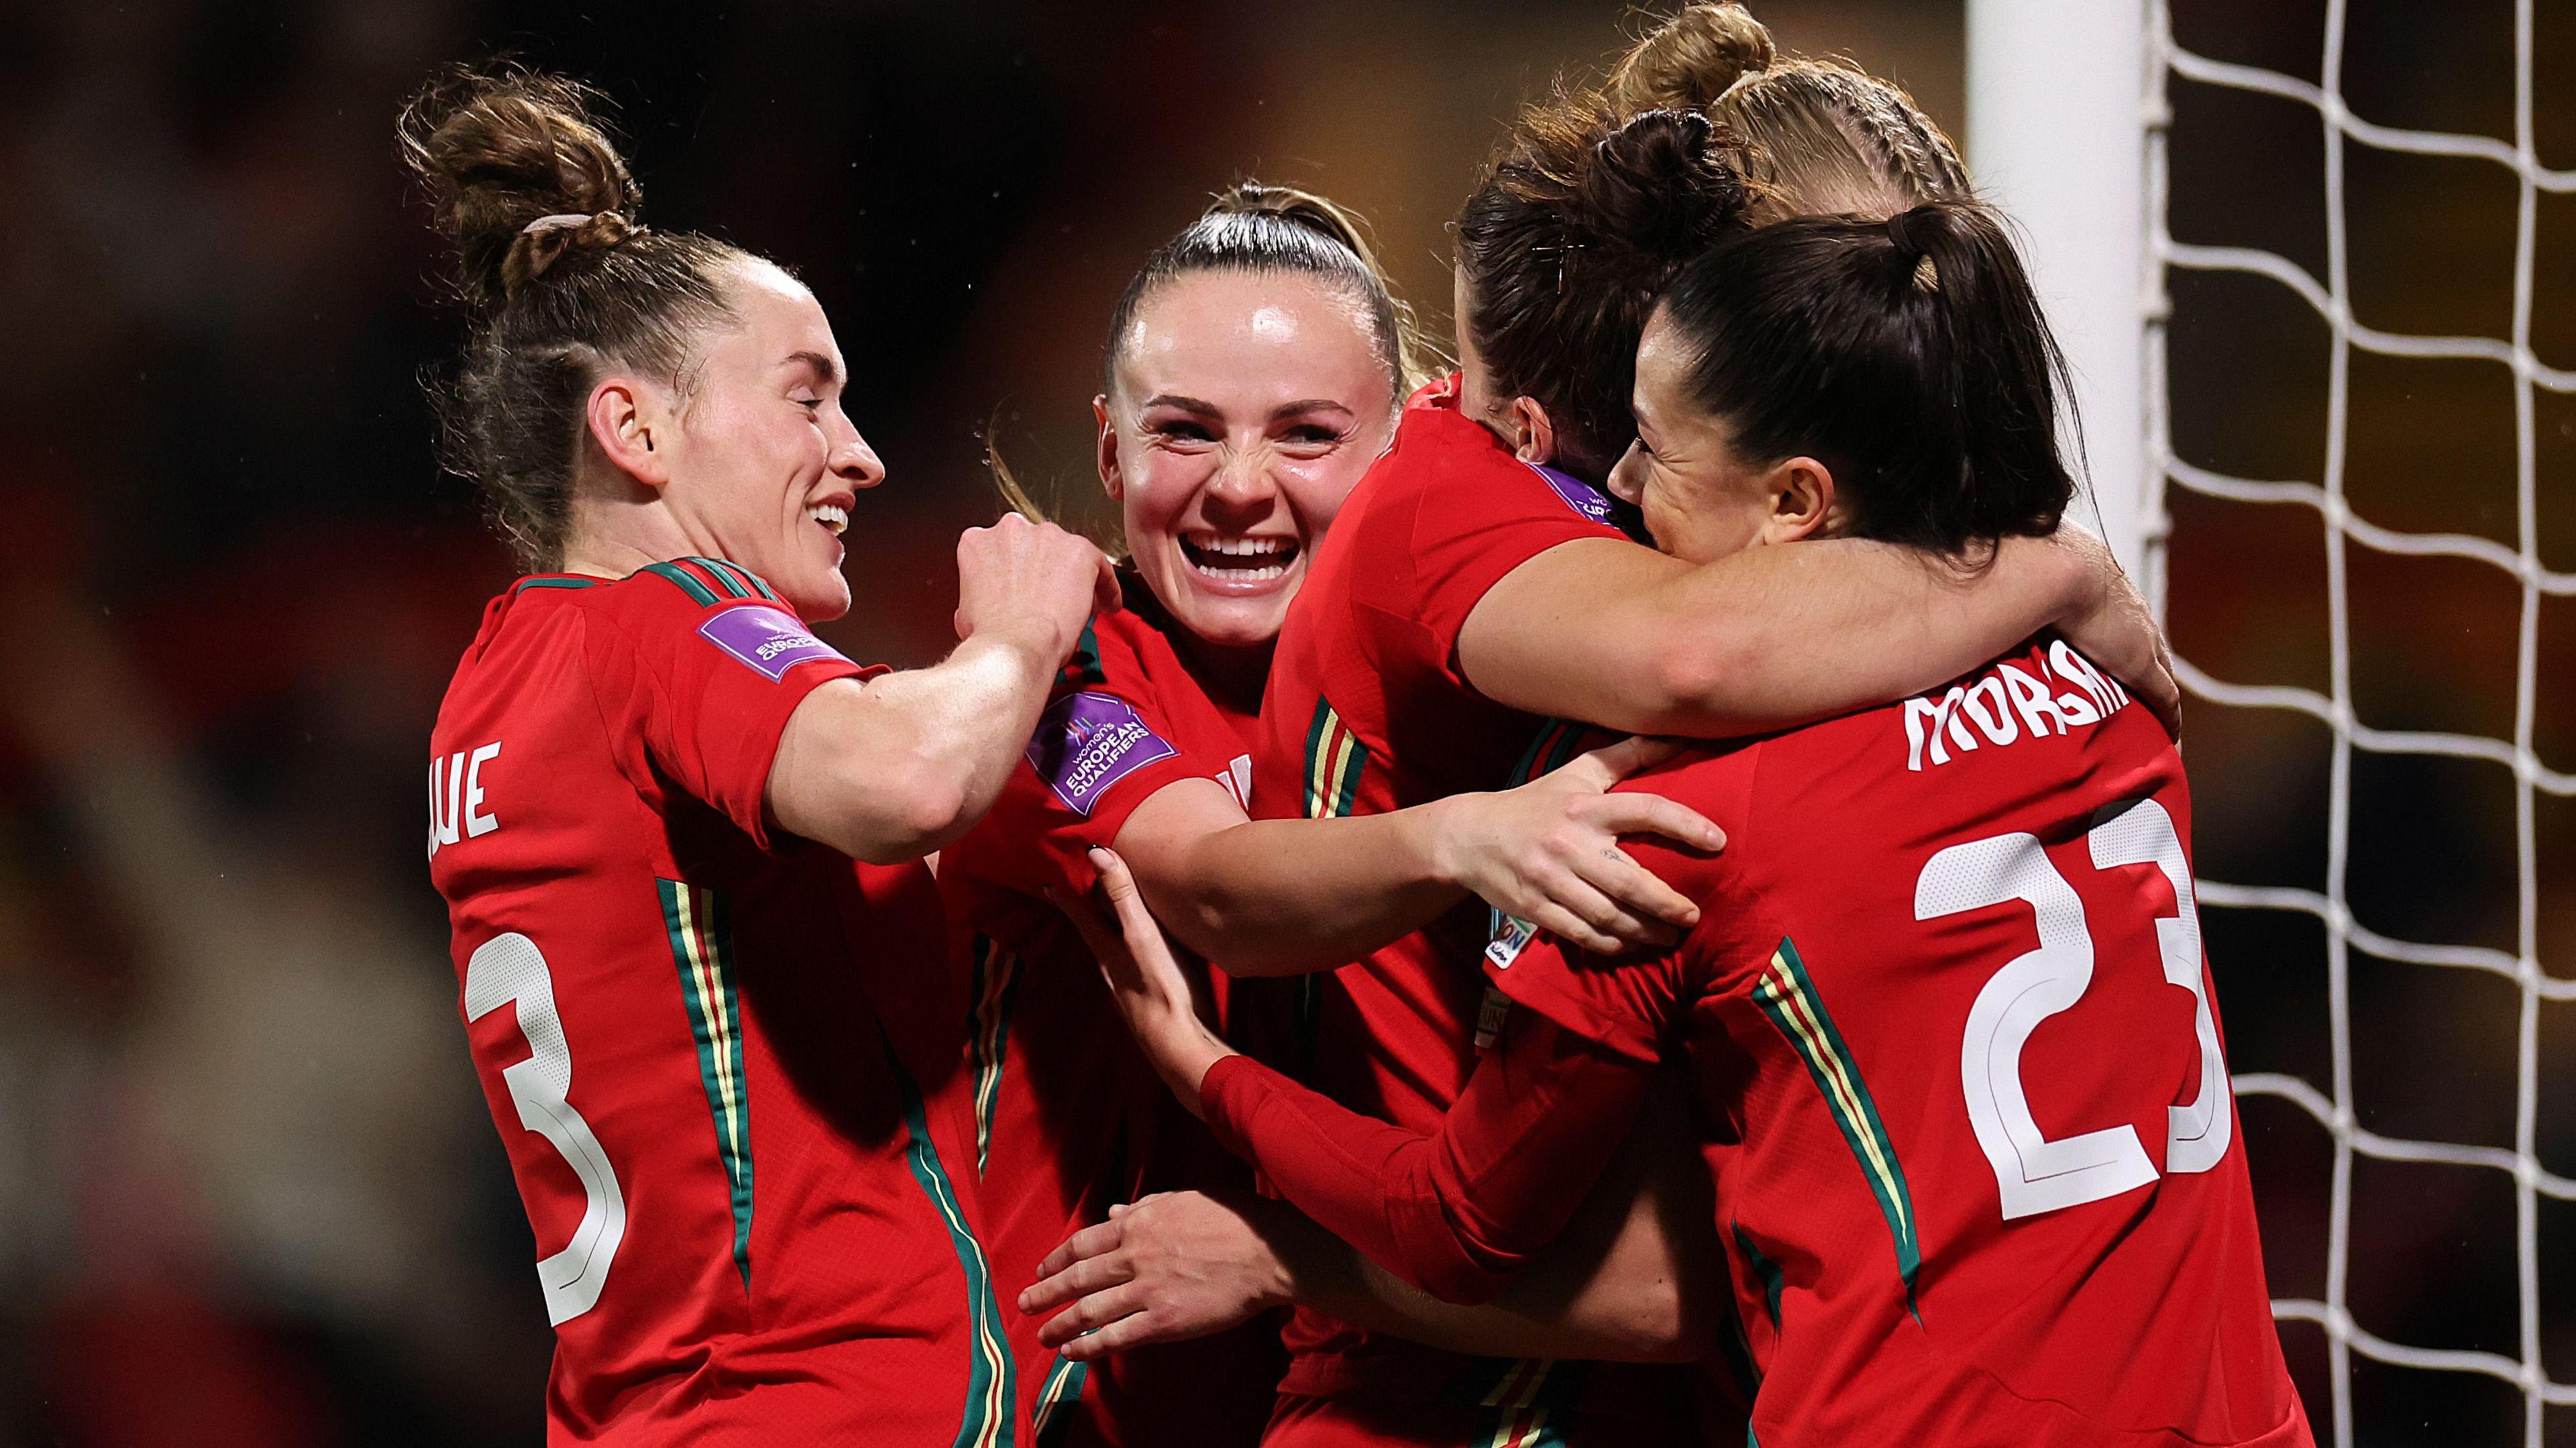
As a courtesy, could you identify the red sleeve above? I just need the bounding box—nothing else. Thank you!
[585,559,875,850]
[1487,748,1764,1058]
[1350,402,1628,687]
[1197,1009,1652,1304]
[943,618,1233,901]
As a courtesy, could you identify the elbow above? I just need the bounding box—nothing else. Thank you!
[840,761,975,865]
[1639,630,1750,733]
[1611,1272,1707,1363]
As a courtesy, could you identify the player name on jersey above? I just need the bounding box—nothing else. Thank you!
[1903,638,2131,773]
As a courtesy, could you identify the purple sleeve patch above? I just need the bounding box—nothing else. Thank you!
[697,604,849,682]
[1025,691,1179,816]
[1524,461,1616,526]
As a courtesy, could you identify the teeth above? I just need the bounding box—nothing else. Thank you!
[1185,533,1293,559]
[1187,558,1288,582]
[808,504,849,536]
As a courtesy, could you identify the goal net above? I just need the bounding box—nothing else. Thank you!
[1978,0,2573,1443]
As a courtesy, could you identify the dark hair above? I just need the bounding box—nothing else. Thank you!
[1656,200,2074,557]
[398,65,755,571]
[1455,106,1754,480]
[1101,182,1432,403]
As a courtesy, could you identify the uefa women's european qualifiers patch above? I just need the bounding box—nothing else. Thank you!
[1521,460,1649,543]
[698,605,849,682]
[1026,691,1177,817]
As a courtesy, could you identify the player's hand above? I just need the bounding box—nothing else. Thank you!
[1020,1190,1295,1359]
[2053,528,2181,736]
[1430,737,1725,956]
[952,513,1120,661]
[1047,848,1236,1114]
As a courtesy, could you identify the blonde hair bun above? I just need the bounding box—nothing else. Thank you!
[1607,3,1778,115]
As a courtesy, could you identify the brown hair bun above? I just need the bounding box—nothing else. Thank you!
[398,66,644,311]
[1607,3,1777,116]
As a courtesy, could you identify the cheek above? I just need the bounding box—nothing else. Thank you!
[1277,455,1370,537]
[1118,450,1210,541]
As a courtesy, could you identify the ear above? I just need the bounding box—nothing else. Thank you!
[1093,394,1125,502]
[1760,456,1837,545]
[1503,395,1558,466]
[586,376,674,491]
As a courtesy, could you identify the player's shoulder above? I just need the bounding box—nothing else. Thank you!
[1610,741,1766,892]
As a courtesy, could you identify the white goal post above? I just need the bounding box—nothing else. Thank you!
[1968,3,2576,1447]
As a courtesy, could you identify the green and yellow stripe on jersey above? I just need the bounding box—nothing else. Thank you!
[1029,1355,1087,1447]
[1302,700,1368,820]
[967,934,1022,1176]
[1469,1356,1578,1448]
[636,555,784,607]
[890,1043,1018,1448]
[1750,937,1920,1305]
[660,879,755,1288]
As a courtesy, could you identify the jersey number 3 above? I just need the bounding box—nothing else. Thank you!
[466,932,629,1323]
[1914,797,2232,1221]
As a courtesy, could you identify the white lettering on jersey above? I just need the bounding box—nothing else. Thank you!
[1904,643,2130,772]
[429,741,505,858]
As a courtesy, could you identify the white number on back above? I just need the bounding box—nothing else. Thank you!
[464,932,628,1324]
[1914,799,2231,1221]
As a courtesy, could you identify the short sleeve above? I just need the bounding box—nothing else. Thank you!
[1350,403,1628,686]
[586,559,877,850]
[942,619,1235,901]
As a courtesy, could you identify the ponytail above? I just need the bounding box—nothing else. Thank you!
[1656,199,2074,557]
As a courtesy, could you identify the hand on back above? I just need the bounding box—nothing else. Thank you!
[2051,528,2181,734]
[1436,736,1727,956]
[953,514,1121,663]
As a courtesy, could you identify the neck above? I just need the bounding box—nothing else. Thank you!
[558,490,704,579]
[1170,626,1273,714]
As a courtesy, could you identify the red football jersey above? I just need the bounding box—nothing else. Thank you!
[1248,382,1691,1433]
[939,575,1286,1446]
[427,559,1017,1446]
[1491,638,2310,1447]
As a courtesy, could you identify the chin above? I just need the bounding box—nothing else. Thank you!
[1169,593,1288,653]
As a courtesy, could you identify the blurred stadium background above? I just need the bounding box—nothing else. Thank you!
[0,1,2563,1443]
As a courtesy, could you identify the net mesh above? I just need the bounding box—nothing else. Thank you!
[2143,1,2576,1442]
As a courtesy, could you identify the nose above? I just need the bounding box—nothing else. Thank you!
[1605,443,1646,506]
[831,414,887,490]
[1199,442,1279,526]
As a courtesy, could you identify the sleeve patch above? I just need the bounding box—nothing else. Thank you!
[1524,461,1648,541]
[1025,691,1178,816]
[696,604,848,681]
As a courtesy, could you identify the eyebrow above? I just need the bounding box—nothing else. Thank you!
[1137,393,1357,421]
[784,350,841,387]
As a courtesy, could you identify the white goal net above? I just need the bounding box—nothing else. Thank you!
[2137,1,2576,1445]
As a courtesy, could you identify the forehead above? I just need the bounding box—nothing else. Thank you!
[710,258,840,366]
[1115,269,1386,408]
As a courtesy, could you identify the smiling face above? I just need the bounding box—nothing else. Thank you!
[1609,305,1834,565]
[1099,268,1397,650]
[655,260,884,620]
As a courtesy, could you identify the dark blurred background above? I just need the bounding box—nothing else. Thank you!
[0,0,2560,1443]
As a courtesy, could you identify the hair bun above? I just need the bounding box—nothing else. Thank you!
[1608,3,1777,115]
[398,65,643,311]
[1572,109,1750,266]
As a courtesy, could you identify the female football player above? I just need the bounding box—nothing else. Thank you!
[1071,197,2311,1447]
[1024,9,2178,1446]
[945,183,1737,1447]
[407,68,1113,1445]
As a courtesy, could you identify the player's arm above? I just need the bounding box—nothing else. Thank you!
[1025,1085,1717,1364]
[768,517,1117,863]
[1057,849,1660,1301]
[1110,736,1723,973]
[1458,526,2176,736]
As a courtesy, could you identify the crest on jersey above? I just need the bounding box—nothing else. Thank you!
[698,604,847,682]
[1027,691,1177,816]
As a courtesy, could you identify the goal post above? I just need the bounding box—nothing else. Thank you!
[1964,0,2152,583]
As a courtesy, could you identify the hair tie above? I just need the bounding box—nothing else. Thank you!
[522,213,597,235]
[1886,210,1940,293]
[503,211,633,298]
